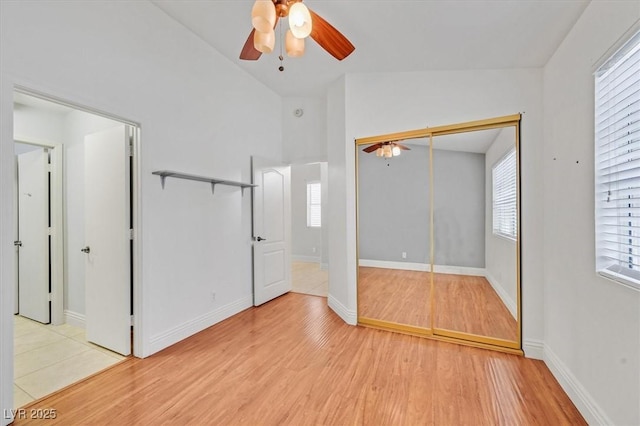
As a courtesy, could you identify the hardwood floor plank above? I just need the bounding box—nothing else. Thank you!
[13,293,584,425]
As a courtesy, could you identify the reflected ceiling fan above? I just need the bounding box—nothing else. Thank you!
[363,141,411,158]
[240,0,355,65]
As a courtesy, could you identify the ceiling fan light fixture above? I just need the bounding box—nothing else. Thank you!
[376,147,383,157]
[383,145,393,158]
[254,28,275,53]
[289,3,312,39]
[251,0,276,33]
[392,145,401,156]
[285,29,305,57]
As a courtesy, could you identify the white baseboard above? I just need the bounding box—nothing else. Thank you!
[148,296,253,355]
[293,255,321,263]
[327,294,357,325]
[522,338,544,360]
[485,272,517,319]
[544,344,613,425]
[358,259,485,276]
[64,310,85,329]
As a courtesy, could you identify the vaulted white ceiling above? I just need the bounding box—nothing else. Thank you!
[155,1,588,97]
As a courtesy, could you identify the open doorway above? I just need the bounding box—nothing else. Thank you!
[12,90,138,408]
[290,162,328,297]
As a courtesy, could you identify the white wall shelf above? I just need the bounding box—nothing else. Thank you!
[152,170,256,195]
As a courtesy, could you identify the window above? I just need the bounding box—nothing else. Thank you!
[306,181,321,227]
[595,29,640,290]
[492,147,517,240]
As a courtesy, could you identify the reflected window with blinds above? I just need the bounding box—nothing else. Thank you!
[306,181,321,227]
[492,147,517,240]
[595,29,640,290]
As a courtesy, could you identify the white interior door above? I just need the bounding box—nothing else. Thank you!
[252,156,291,306]
[84,125,131,356]
[17,148,50,323]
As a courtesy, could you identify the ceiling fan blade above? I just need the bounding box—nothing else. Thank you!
[308,9,355,61]
[363,143,382,153]
[395,143,411,151]
[240,28,262,60]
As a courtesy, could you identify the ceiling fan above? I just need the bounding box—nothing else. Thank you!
[240,0,355,63]
[363,142,411,158]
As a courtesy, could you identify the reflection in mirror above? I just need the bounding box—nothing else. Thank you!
[432,126,518,342]
[357,140,431,329]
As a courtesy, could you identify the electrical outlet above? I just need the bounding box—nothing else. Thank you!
[312,247,317,253]
[402,252,407,259]
[211,292,216,302]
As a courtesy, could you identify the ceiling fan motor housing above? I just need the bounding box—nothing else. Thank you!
[274,0,301,18]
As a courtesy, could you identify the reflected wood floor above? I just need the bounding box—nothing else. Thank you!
[359,267,517,341]
[434,273,518,341]
[14,293,584,425]
[358,267,431,327]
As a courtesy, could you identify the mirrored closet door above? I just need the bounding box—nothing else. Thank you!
[356,138,431,333]
[356,114,521,353]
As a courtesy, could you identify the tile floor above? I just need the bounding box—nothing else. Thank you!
[13,315,126,408]
[291,261,328,297]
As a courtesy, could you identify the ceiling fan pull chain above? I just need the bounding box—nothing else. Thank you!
[278,19,285,72]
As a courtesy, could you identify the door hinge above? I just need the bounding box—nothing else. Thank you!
[47,293,52,302]
[128,136,134,157]
[47,227,52,236]
[47,163,52,173]
[130,315,134,326]
[129,229,134,240]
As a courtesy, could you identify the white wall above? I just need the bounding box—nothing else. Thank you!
[327,68,544,347]
[327,76,356,324]
[282,97,327,164]
[0,1,282,421]
[14,105,64,144]
[485,127,518,317]
[542,2,640,424]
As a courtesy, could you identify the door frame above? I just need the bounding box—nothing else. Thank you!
[14,138,63,325]
[12,85,144,357]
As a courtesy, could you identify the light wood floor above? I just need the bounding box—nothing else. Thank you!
[14,293,584,425]
[358,267,517,341]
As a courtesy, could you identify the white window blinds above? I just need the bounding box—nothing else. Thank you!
[307,182,321,227]
[595,30,640,290]
[492,147,517,240]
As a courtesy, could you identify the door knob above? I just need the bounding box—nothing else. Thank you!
[14,241,22,247]
[81,246,91,253]
[256,236,266,242]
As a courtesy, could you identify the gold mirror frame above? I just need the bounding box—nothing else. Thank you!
[355,114,522,355]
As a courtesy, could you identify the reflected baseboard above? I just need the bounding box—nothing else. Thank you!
[485,272,517,319]
[358,259,485,276]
